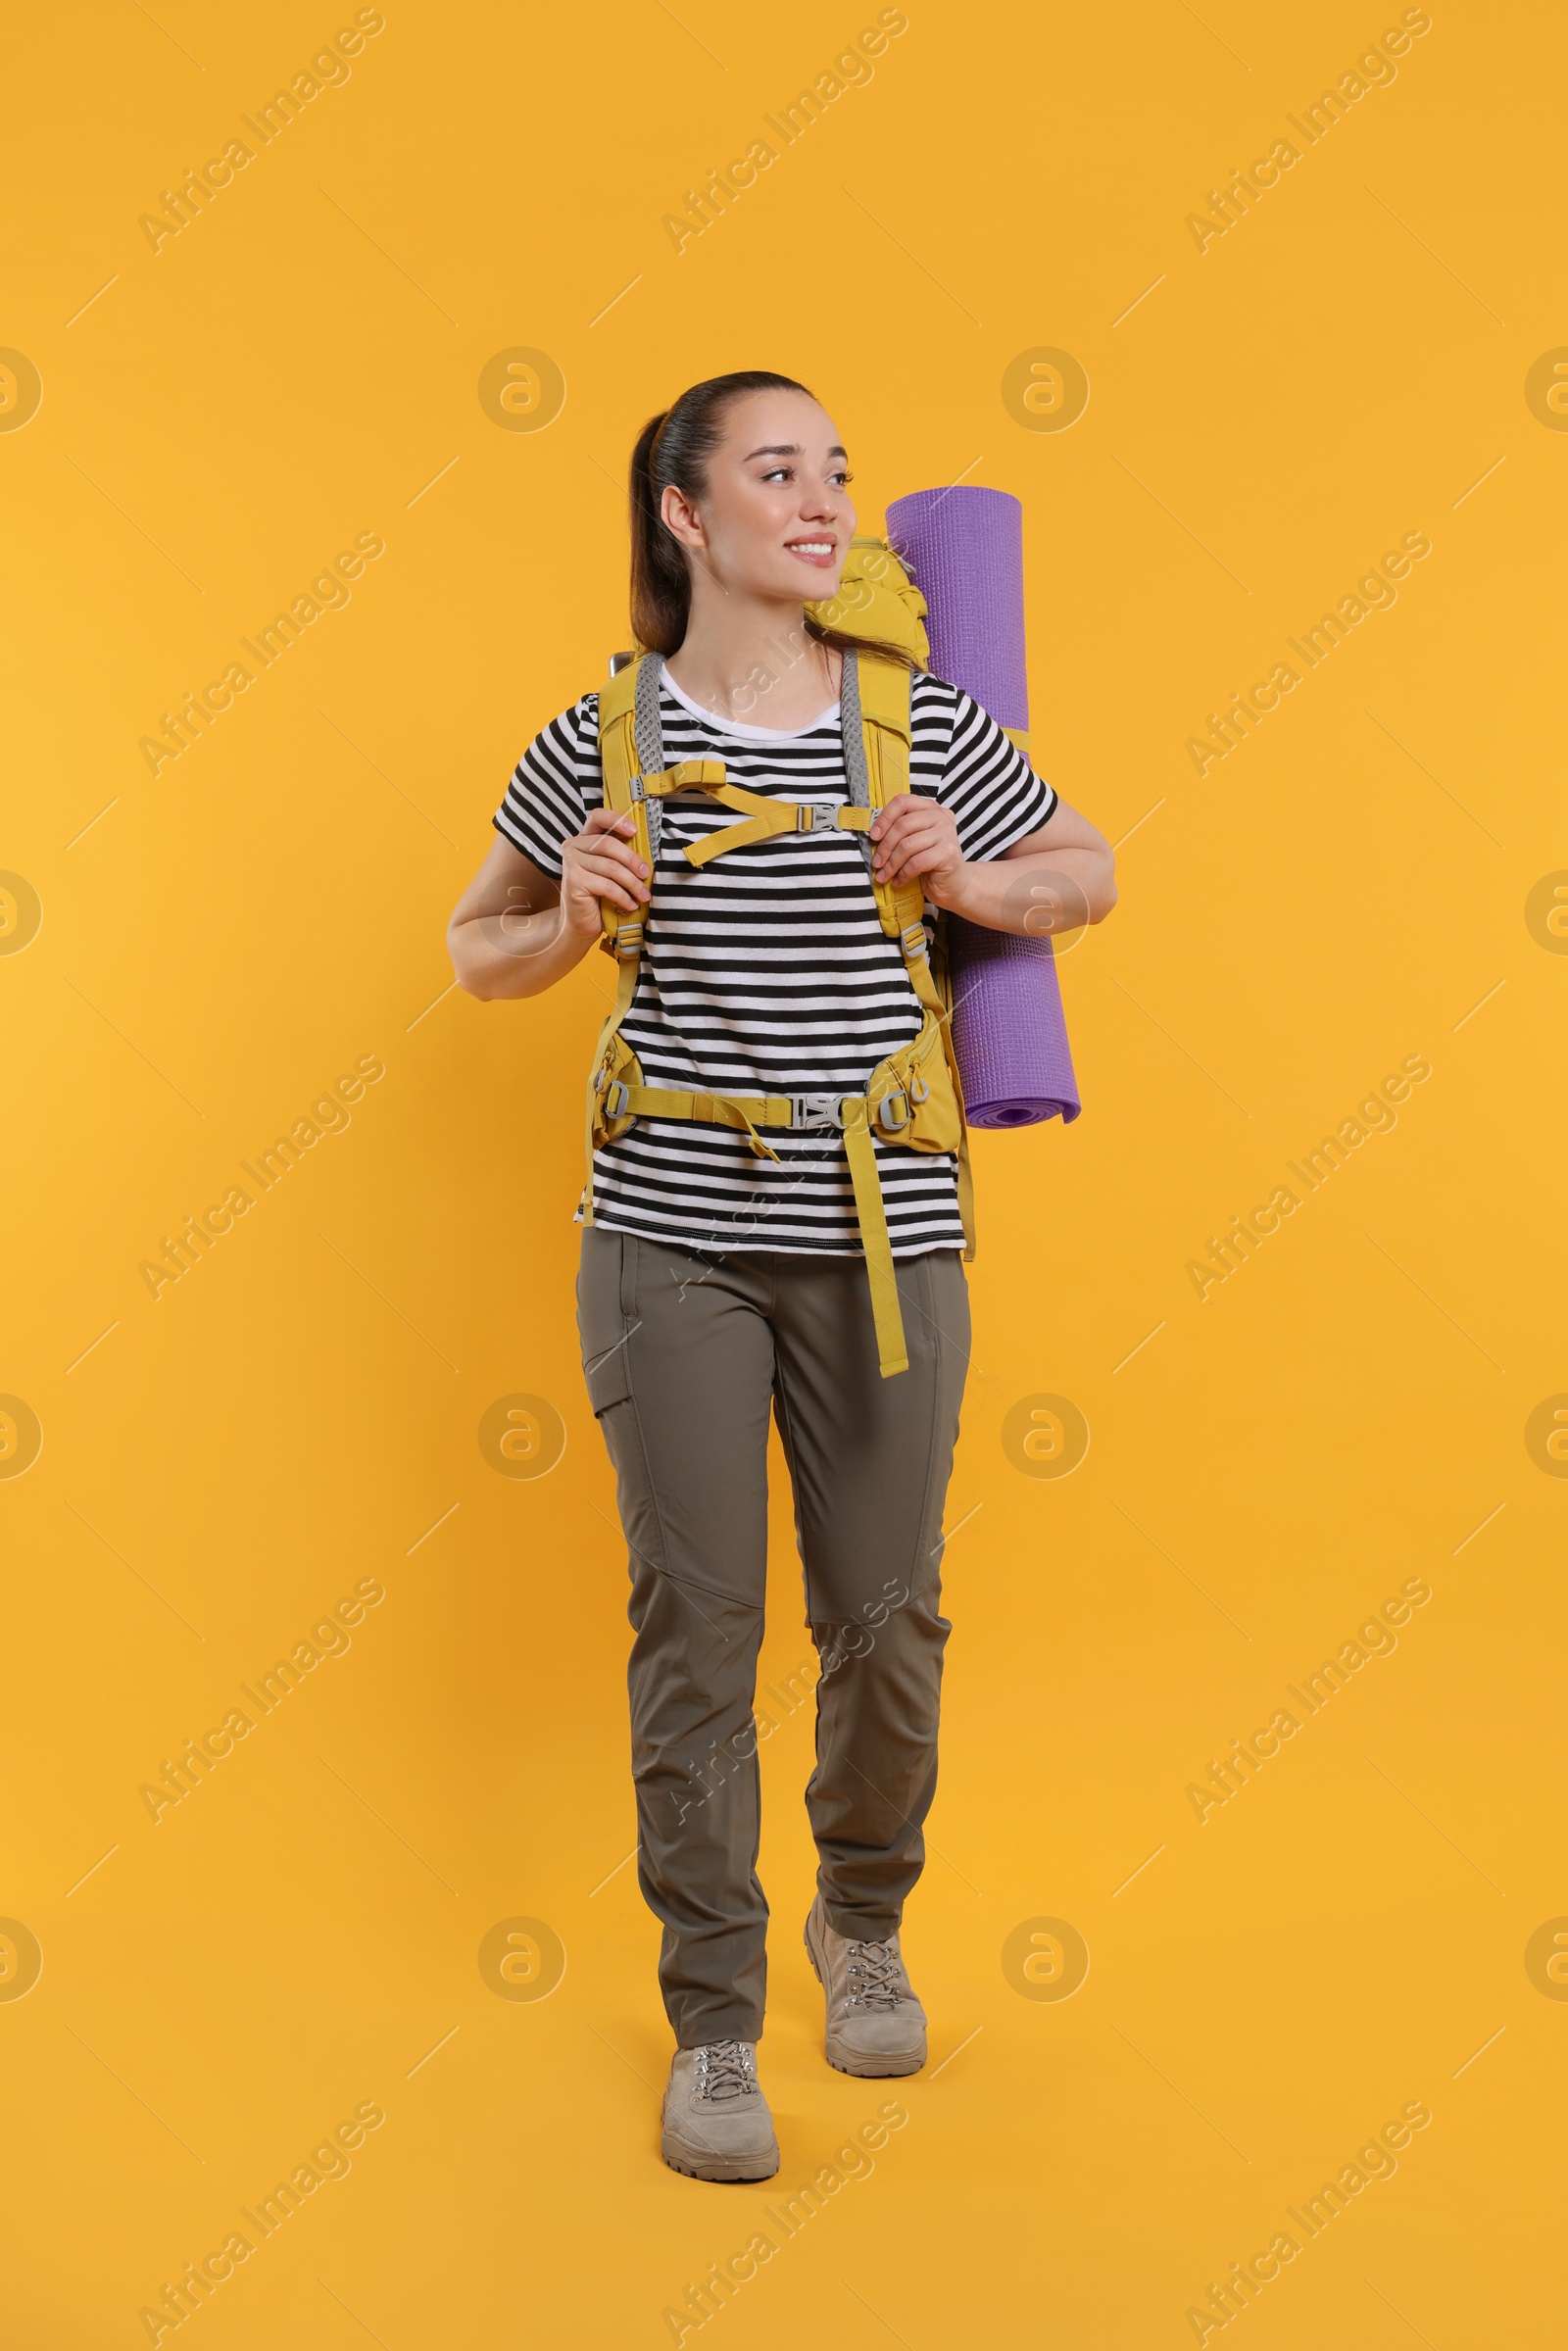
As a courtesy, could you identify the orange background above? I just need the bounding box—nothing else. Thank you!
[3,0,1564,2343]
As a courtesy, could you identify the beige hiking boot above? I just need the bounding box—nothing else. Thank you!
[661,2039,779,2182]
[804,1892,927,2077]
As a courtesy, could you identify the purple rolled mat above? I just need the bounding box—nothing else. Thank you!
[885,484,1081,1129]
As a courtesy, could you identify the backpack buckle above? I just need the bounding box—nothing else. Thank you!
[791,1093,845,1130]
[797,801,840,832]
[604,1080,630,1117]
[900,921,929,959]
[627,775,646,801]
[614,921,643,957]
[878,1091,910,1133]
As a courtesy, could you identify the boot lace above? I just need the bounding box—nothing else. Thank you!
[693,2039,760,2102]
[845,1938,907,2011]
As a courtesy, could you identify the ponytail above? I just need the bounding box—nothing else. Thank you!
[628,406,694,655]
[627,370,912,666]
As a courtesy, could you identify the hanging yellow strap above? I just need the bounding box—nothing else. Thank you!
[840,1101,907,1378]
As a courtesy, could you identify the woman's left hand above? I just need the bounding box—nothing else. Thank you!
[868,797,966,904]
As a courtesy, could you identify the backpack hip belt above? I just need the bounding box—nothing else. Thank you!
[585,592,971,1381]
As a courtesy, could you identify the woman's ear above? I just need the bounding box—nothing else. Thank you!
[661,481,705,551]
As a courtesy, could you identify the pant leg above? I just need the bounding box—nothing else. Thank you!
[576,1228,777,2046]
[768,1248,970,1938]
[808,1579,952,1935]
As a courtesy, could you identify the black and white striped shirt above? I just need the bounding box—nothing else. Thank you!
[494,667,1056,1257]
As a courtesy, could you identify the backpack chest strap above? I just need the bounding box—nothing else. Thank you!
[680,786,873,866]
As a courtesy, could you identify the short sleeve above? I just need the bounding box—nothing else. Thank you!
[937,686,1057,861]
[492,692,602,878]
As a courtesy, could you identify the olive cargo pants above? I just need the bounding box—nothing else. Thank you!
[576,1228,970,2048]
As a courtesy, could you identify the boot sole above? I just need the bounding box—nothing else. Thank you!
[662,2134,780,2183]
[823,2042,926,2079]
[804,1909,927,2078]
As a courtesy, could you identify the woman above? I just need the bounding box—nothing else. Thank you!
[448,370,1116,2181]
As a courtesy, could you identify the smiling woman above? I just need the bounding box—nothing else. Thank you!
[446,367,1115,2184]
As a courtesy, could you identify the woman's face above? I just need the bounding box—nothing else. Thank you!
[661,389,857,603]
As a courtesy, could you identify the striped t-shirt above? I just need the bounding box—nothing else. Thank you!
[493,665,1056,1258]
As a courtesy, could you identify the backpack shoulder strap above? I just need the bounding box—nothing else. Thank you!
[849,649,926,955]
[598,655,642,787]
[582,656,657,1227]
[848,649,975,1261]
[596,656,655,958]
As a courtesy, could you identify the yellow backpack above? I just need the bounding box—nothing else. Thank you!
[584,539,971,1380]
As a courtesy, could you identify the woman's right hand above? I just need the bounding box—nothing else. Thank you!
[560,808,652,939]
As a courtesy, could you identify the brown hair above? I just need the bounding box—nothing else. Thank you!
[628,370,911,664]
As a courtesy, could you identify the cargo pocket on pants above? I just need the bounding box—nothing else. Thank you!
[576,1232,635,1415]
[577,1236,666,1579]
[584,1338,633,1416]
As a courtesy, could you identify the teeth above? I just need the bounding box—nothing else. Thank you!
[790,542,832,553]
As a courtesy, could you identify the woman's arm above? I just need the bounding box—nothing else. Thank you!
[870,792,1117,940]
[447,812,651,1001]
